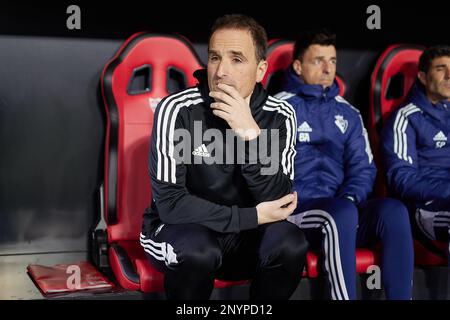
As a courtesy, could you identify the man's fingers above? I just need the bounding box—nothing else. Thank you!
[292,191,298,207]
[276,193,296,208]
[211,102,232,114]
[284,194,298,215]
[212,109,230,121]
[276,192,297,217]
[209,91,236,106]
[217,83,242,100]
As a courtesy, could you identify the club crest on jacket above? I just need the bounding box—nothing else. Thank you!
[335,115,348,134]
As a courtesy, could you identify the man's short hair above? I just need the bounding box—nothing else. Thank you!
[293,28,336,61]
[209,14,268,62]
[419,45,450,73]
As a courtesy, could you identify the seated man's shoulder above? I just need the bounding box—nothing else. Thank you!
[265,94,296,114]
[261,95,297,129]
[273,90,297,101]
[392,102,423,118]
[272,91,303,109]
[385,102,423,130]
[155,86,203,113]
[334,95,361,117]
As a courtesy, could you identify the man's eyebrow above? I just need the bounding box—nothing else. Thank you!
[229,50,245,57]
[314,56,337,60]
[434,63,448,68]
[208,50,247,59]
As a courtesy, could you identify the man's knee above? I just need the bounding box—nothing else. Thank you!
[178,245,222,272]
[167,225,222,272]
[262,221,308,263]
[371,198,412,234]
[330,198,358,225]
[295,198,359,229]
[316,198,358,231]
[376,198,410,222]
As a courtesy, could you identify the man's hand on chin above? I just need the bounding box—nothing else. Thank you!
[209,83,261,141]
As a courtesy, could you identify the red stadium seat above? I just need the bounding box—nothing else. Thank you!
[368,44,446,266]
[305,249,378,278]
[100,32,207,292]
[99,32,264,293]
[368,44,424,198]
[263,39,346,96]
[368,44,424,156]
[367,45,423,198]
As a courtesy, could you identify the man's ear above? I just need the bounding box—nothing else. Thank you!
[292,59,302,76]
[418,71,427,86]
[256,59,268,83]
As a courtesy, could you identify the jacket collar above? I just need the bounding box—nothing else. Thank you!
[407,80,450,121]
[282,65,340,102]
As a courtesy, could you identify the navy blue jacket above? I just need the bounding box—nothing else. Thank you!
[381,81,450,205]
[276,66,376,204]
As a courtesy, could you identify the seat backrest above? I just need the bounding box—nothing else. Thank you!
[368,44,424,146]
[367,44,424,197]
[101,33,204,242]
[263,39,346,96]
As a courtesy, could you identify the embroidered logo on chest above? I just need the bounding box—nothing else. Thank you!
[192,144,211,157]
[433,131,447,149]
[334,115,348,134]
[297,121,312,142]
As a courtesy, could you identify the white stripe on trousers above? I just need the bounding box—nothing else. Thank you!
[140,233,179,266]
[415,210,450,240]
[290,210,350,300]
[417,209,450,262]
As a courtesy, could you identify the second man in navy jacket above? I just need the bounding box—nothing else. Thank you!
[382,45,450,266]
[276,29,413,300]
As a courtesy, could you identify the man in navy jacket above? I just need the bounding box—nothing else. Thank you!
[276,29,413,299]
[382,45,450,266]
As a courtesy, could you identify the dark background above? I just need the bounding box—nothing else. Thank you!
[0,1,447,46]
[0,1,446,255]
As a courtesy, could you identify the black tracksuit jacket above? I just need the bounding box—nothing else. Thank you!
[142,70,297,234]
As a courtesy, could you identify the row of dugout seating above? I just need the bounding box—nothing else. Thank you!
[94,32,447,293]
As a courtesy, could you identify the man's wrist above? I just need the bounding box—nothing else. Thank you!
[234,125,261,141]
[246,126,261,141]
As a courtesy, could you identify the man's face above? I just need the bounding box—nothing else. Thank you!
[419,56,450,103]
[207,28,267,102]
[293,44,337,88]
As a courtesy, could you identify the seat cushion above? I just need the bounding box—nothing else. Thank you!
[110,241,379,292]
[414,239,447,266]
[305,248,378,278]
[110,241,250,293]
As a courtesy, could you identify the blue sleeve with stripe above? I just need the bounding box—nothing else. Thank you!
[381,108,450,202]
[336,112,377,204]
